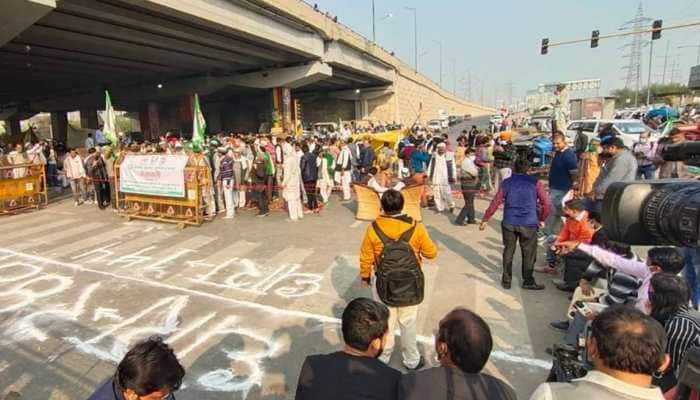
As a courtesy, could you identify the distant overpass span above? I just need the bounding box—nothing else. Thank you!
[0,0,494,139]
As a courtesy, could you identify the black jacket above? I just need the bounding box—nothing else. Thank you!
[300,152,319,182]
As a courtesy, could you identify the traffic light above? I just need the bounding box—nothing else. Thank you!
[591,30,599,48]
[541,38,549,55]
[652,20,662,40]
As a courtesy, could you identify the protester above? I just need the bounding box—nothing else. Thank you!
[64,148,89,206]
[231,147,249,208]
[427,142,455,213]
[590,137,637,213]
[399,307,516,400]
[648,273,700,392]
[410,143,429,174]
[251,147,270,217]
[454,147,480,225]
[481,158,551,290]
[7,143,29,178]
[492,130,517,192]
[87,336,185,400]
[573,128,588,158]
[359,137,376,181]
[359,189,438,370]
[282,142,304,221]
[218,148,235,219]
[85,132,95,149]
[544,132,578,237]
[632,131,657,180]
[475,135,493,193]
[85,147,111,209]
[335,139,353,201]
[530,306,669,400]
[295,297,400,400]
[300,144,320,213]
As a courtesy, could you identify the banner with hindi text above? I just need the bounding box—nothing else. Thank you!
[119,154,189,198]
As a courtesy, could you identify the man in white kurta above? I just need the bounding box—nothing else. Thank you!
[282,144,303,221]
[335,141,352,201]
[428,142,455,212]
[317,146,334,204]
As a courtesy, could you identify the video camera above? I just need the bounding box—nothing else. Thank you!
[602,141,700,246]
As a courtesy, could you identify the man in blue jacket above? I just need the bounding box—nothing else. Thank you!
[480,158,551,290]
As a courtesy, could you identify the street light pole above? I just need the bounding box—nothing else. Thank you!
[432,40,442,87]
[405,7,418,71]
[646,40,654,105]
[372,0,376,43]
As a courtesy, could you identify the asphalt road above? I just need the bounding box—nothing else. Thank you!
[0,178,568,399]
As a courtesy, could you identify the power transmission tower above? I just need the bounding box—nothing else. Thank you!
[619,3,651,105]
[670,56,683,83]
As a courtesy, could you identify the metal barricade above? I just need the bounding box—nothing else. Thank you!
[114,153,213,228]
[0,162,48,215]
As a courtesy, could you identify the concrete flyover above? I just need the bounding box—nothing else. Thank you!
[0,0,494,140]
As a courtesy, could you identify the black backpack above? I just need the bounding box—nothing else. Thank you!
[372,221,425,307]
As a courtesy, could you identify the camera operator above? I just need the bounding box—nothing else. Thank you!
[648,273,700,393]
[531,306,670,400]
[556,243,685,313]
[654,128,693,179]
[588,137,638,213]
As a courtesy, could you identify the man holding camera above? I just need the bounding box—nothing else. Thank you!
[531,306,669,400]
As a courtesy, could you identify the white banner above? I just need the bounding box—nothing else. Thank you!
[119,154,189,198]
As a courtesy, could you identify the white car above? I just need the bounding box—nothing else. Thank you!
[565,119,659,148]
[490,114,504,125]
[427,119,443,132]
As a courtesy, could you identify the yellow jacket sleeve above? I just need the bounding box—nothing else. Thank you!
[359,226,377,278]
[413,223,438,260]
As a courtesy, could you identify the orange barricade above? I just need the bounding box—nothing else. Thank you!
[0,161,48,215]
[114,153,213,228]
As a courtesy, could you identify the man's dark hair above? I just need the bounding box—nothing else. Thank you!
[647,247,685,274]
[301,144,309,153]
[513,158,530,174]
[464,147,474,155]
[603,137,625,149]
[381,189,404,215]
[650,273,690,324]
[588,210,601,224]
[88,147,96,154]
[552,132,566,142]
[87,133,93,137]
[438,308,493,373]
[341,298,389,351]
[369,166,378,175]
[564,199,584,211]
[591,305,667,375]
[670,127,683,137]
[114,337,185,396]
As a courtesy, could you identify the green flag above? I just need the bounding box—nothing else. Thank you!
[192,94,206,151]
[661,117,675,137]
[103,90,118,146]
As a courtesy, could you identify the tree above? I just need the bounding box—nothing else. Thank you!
[611,83,694,108]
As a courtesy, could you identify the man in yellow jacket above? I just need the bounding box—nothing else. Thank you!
[359,189,438,370]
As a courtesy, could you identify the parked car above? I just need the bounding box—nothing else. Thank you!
[490,114,504,125]
[427,119,443,132]
[565,119,658,148]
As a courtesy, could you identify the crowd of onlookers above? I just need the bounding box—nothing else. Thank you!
[3,118,699,399]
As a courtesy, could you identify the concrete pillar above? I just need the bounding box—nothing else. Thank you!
[177,95,194,136]
[271,87,292,134]
[6,118,21,135]
[354,99,369,120]
[79,109,99,129]
[50,112,68,144]
[139,102,160,140]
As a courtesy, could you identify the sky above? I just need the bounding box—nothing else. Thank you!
[308,0,700,107]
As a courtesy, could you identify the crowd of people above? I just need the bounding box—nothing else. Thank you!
[4,118,699,399]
